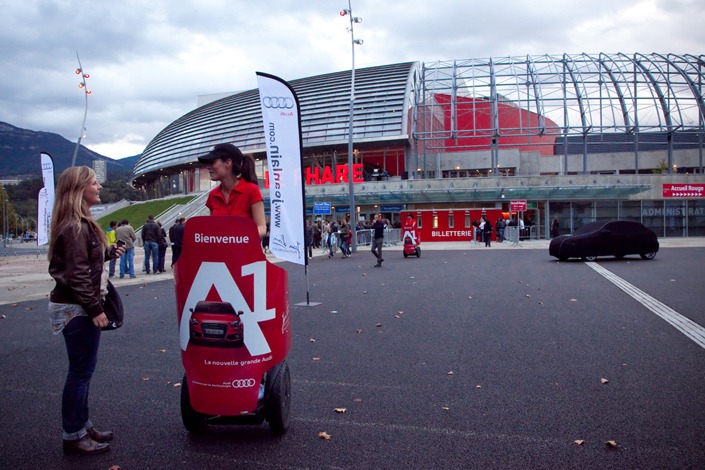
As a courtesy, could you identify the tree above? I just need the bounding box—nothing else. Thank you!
[652,159,668,174]
[0,185,20,237]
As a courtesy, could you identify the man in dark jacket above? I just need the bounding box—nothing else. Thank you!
[141,215,160,274]
[169,218,185,266]
[371,214,386,267]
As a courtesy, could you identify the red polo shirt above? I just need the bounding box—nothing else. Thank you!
[205,179,263,218]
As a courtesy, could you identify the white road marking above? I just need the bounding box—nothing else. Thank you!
[587,262,705,350]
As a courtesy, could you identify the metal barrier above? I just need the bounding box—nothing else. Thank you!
[385,228,402,246]
[503,225,538,246]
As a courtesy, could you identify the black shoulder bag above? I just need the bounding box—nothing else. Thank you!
[102,279,124,331]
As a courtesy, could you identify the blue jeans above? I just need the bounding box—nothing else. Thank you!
[62,315,101,439]
[143,241,159,273]
[120,247,135,277]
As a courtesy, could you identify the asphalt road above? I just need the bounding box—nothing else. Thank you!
[1,247,704,469]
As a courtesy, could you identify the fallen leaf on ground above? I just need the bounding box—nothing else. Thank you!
[174,383,182,387]
[574,440,585,445]
[309,338,316,342]
[600,378,609,384]
[109,466,122,470]
[318,431,332,440]
[355,329,363,334]
[442,406,450,410]
[312,357,321,361]
[159,349,166,353]
[570,298,578,302]
[447,371,454,376]
[142,377,150,381]
[376,323,382,327]
[605,440,618,448]
[334,408,347,413]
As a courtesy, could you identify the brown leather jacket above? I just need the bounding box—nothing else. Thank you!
[49,219,108,318]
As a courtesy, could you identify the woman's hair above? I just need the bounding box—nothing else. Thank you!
[201,143,259,184]
[48,166,108,260]
[233,153,258,184]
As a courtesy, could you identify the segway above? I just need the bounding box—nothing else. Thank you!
[402,224,421,258]
[174,216,291,435]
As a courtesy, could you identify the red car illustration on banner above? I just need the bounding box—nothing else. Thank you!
[189,301,244,348]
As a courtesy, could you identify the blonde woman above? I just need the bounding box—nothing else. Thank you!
[48,166,123,455]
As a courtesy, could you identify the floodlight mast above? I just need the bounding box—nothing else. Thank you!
[340,1,363,252]
[72,52,90,167]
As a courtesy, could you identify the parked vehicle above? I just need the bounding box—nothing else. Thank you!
[549,220,659,261]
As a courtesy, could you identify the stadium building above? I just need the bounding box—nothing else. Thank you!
[132,53,705,239]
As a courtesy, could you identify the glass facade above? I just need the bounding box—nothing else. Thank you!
[547,199,705,238]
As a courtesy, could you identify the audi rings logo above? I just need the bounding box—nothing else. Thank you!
[262,96,294,109]
[232,378,257,388]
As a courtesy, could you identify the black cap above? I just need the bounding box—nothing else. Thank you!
[198,143,243,164]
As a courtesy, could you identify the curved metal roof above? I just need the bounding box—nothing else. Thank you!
[416,53,705,147]
[133,62,418,178]
[134,53,705,181]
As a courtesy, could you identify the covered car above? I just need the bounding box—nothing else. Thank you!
[549,220,659,261]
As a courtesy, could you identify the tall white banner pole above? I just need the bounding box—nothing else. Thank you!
[38,152,55,246]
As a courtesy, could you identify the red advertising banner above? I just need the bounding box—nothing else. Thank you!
[174,216,290,415]
[663,183,705,198]
[510,200,527,211]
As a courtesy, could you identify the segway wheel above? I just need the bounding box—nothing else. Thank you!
[266,361,291,435]
[180,374,208,433]
[403,251,409,258]
[415,247,421,257]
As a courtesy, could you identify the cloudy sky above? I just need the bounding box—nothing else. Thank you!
[1,0,703,160]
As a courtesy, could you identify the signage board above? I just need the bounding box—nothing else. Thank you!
[510,200,527,211]
[663,183,705,198]
[313,202,332,214]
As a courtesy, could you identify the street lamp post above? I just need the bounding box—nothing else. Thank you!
[72,52,91,167]
[340,1,362,252]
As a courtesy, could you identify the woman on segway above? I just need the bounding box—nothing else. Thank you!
[199,143,267,238]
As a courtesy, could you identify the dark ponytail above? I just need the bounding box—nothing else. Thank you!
[238,154,258,184]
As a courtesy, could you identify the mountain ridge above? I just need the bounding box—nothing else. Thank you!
[0,121,139,179]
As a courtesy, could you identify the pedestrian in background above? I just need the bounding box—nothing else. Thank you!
[496,217,506,242]
[106,220,117,277]
[47,166,123,455]
[116,219,137,278]
[141,215,160,274]
[482,215,493,247]
[169,217,185,266]
[338,219,351,258]
[371,213,386,267]
[157,221,168,273]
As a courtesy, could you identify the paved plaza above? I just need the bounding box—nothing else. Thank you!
[1,239,704,468]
